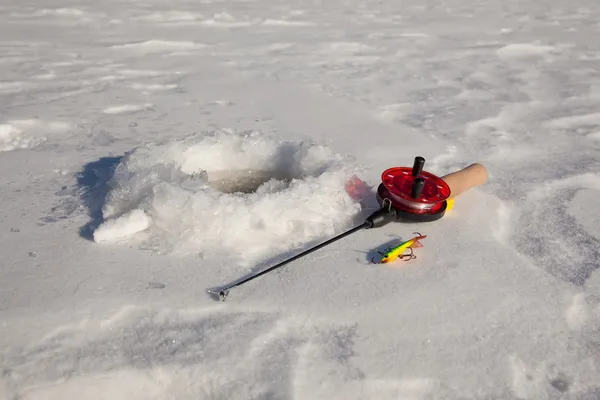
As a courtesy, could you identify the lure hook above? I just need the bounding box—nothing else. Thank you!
[397,247,416,261]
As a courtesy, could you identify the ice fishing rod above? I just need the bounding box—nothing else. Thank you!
[206,156,487,301]
[206,200,398,301]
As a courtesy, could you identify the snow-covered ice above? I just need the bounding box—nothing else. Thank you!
[2,0,600,399]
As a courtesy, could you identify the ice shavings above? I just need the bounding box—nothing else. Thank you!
[93,129,362,265]
[93,209,151,242]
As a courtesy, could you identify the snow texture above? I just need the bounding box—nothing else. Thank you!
[2,0,600,399]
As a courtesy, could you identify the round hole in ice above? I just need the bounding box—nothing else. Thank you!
[205,169,293,194]
[92,129,363,266]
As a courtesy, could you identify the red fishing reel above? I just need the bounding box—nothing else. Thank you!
[376,156,451,222]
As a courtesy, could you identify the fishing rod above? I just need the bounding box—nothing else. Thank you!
[206,156,487,301]
[206,199,398,301]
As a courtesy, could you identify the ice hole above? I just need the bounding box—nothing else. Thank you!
[92,129,362,266]
[205,169,293,194]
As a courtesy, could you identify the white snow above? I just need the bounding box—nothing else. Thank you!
[129,83,179,92]
[35,8,86,17]
[262,19,317,27]
[565,293,589,331]
[102,104,153,115]
[110,40,206,55]
[0,122,43,151]
[134,11,203,24]
[0,119,71,151]
[2,0,600,398]
[496,43,558,60]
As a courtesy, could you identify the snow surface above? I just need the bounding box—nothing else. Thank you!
[1,0,600,399]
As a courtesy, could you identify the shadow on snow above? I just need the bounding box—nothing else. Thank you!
[77,155,123,241]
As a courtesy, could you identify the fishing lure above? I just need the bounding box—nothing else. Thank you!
[372,232,427,264]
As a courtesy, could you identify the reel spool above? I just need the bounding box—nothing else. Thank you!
[376,156,451,222]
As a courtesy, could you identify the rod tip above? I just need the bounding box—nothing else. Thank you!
[206,287,229,302]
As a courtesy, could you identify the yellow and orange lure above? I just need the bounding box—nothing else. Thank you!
[372,233,427,264]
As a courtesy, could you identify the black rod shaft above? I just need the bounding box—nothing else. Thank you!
[216,222,368,298]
